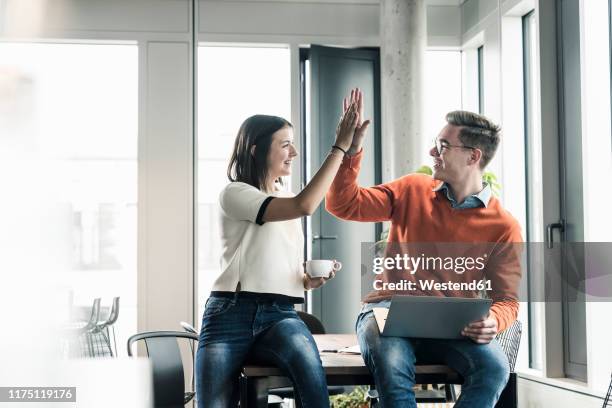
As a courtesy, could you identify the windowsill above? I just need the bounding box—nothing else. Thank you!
[516,369,605,400]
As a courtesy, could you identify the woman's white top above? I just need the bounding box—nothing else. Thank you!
[212,182,305,298]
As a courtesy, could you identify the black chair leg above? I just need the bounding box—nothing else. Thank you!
[445,383,457,402]
[239,375,269,408]
[495,372,517,408]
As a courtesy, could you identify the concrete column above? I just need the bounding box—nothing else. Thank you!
[380,0,427,180]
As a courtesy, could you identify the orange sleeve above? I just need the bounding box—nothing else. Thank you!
[488,225,523,333]
[325,149,394,222]
[490,300,519,333]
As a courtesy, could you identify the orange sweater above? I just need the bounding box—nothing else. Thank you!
[325,150,523,332]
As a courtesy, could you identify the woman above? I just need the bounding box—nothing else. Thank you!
[195,93,364,407]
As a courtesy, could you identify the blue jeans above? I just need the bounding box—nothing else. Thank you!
[195,294,330,408]
[356,307,509,408]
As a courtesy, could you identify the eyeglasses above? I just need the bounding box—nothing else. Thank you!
[433,138,476,155]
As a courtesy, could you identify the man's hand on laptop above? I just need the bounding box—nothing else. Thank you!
[461,315,498,344]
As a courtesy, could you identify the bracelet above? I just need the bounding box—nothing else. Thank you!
[329,149,344,158]
[331,145,347,155]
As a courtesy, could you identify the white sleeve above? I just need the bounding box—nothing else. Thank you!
[219,182,274,225]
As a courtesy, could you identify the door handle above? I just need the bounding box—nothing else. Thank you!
[312,235,338,241]
[546,220,565,249]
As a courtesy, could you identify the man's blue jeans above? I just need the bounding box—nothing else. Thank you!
[356,308,509,408]
[195,293,330,408]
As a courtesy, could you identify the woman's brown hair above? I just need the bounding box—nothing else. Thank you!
[227,114,293,190]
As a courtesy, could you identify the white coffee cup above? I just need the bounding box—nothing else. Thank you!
[305,259,342,278]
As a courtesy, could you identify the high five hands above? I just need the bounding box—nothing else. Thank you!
[335,101,360,152]
[343,88,371,156]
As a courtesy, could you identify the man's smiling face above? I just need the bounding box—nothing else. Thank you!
[429,124,476,184]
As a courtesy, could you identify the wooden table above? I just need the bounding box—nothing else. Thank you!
[240,334,461,407]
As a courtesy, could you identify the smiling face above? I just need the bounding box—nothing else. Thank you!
[429,124,475,184]
[266,126,298,181]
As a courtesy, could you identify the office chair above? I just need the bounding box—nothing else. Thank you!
[493,319,522,408]
[63,298,101,358]
[94,297,120,357]
[179,321,197,336]
[602,373,612,407]
[127,331,198,408]
[296,311,326,334]
[496,319,522,371]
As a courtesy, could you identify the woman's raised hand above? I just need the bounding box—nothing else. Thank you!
[343,88,371,156]
[335,101,359,152]
[260,93,361,223]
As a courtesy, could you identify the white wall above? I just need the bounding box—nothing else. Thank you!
[199,0,379,45]
[428,5,462,47]
[198,0,460,46]
[518,377,603,408]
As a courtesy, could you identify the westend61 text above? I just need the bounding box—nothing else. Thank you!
[373,279,493,291]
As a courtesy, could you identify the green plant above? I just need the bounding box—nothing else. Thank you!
[414,164,433,175]
[374,229,389,256]
[482,171,501,197]
[330,386,370,408]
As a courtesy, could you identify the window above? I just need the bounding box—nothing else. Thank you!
[477,45,484,114]
[0,42,138,352]
[424,50,462,165]
[197,45,291,318]
[521,10,544,371]
[498,10,533,371]
[581,0,612,391]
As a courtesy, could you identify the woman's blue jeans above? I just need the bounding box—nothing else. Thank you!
[195,294,330,408]
[356,308,510,408]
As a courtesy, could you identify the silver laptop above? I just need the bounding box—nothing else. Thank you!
[373,295,492,339]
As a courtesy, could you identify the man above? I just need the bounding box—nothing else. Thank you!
[326,89,522,408]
